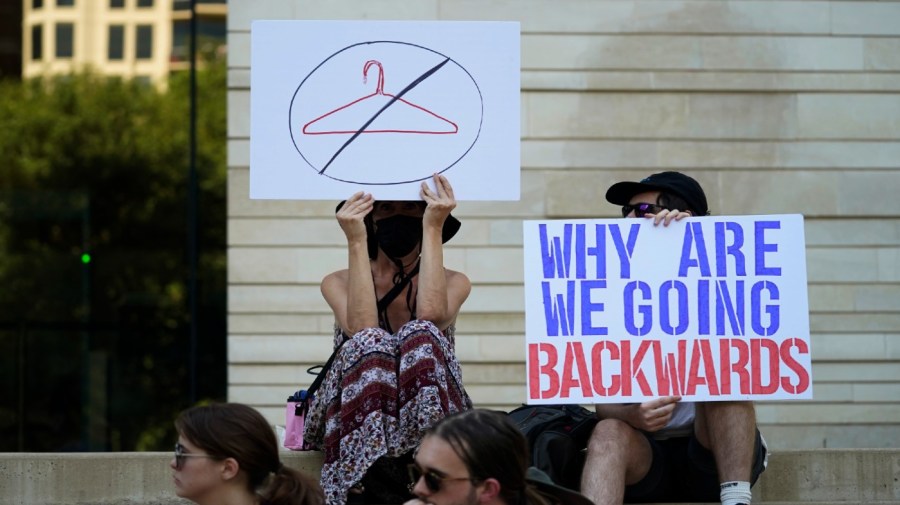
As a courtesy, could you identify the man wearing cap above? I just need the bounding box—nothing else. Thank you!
[406,409,594,505]
[580,172,767,505]
[304,173,473,505]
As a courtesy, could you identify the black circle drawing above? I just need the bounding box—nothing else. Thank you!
[289,41,484,185]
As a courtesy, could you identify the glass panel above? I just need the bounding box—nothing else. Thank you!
[109,0,124,8]
[55,23,74,59]
[33,0,44,9]
[171,18,225,62]
[57,0,74,6]
[31,25,43,61]
[136,25,152,59]
[137,0,153,7]
[108,25,124,60]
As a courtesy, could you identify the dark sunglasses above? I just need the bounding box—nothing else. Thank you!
[621,202,667,218]
[174,442,216,470]
[407,463,478,493]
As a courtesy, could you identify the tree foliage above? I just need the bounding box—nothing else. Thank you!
[0,61,226,451]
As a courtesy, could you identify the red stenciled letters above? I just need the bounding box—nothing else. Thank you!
[560,342,593,398]
[780,337,810,394]
[528,343,559,399]
[751,338,780,394]
[591,340,621,396]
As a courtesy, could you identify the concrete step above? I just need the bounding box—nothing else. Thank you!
[1,449,898,505]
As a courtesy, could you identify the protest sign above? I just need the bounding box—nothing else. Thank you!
[523,215,812,404]
[250,20,520,201]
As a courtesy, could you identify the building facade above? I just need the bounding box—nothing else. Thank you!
[227,0,900,449]
[21,0,225,85]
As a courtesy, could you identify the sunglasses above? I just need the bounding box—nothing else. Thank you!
[621,202,667,218]
[407,463,478,493]
[174,442,216,470]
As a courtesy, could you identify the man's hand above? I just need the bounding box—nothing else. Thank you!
[626,396,682,432]
[647,208,692,226]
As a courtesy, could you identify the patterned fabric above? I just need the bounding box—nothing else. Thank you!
[304,320,472,505]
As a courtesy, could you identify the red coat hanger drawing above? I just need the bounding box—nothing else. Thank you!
[302,59,459,135]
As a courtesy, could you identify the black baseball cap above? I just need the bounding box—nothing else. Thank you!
[605,171,710,216]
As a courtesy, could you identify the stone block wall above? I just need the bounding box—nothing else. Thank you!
[226,0,900,449]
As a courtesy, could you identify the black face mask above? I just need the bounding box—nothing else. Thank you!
[374,215,422,259]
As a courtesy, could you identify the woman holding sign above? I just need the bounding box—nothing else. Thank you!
[304,173,473,505]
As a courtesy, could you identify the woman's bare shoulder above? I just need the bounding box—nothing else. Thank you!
[444,268,470,282]
[321,269,349,289]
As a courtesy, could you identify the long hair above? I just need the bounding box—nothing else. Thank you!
[175,403,324,505]
[428,409,553,505]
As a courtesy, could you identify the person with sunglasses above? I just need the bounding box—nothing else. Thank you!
[406,409,593,505]
[579,171,767,505]
[304,173,473,505]
[171,402,324,505]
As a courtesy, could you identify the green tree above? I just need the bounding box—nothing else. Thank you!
[0,61,226,451]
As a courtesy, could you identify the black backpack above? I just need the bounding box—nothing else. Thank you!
[508,404,599,491]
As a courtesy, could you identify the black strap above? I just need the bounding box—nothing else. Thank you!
[377,260,420,313]
[306,338,345,397]
[307,261,420,395]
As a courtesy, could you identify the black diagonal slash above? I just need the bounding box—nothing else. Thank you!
[319,57,452,175]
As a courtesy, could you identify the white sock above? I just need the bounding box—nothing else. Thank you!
[720,481,752,505]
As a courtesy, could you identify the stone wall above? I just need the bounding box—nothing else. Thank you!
[226,0,900,449]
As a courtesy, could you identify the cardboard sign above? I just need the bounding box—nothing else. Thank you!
[523,215,813,404]
[250,20,520,200]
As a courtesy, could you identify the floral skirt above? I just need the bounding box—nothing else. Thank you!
[303,320,472,505]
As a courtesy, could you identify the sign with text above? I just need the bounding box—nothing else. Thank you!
[523,215,812,404]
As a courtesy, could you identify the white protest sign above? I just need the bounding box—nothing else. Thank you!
[250,20,520,200]
[523,215,812,404]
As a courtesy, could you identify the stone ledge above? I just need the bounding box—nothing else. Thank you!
[1,450,899,505]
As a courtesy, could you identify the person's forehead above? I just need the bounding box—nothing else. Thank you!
[176,436,200,451]
[375,201,422,209]
[415,435,468,475]
[373,201,425,216]
[627,190,661,204]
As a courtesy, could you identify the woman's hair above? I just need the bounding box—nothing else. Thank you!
[428,409,553,505]
[175,403,324,505]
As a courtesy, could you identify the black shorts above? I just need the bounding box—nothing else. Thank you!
[623,429,767,503]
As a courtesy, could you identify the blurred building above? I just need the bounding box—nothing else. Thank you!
[0,0,23,78]
[21,0,225,85]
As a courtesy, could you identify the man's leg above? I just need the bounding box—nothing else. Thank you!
[694,401,757,504]
[580,419,653,505]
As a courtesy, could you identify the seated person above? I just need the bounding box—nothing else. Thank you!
[406,409,593,505]
[580,171,767,505]
[304,173,473,505]
[172,402,324,505]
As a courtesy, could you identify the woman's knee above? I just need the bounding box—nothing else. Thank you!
[398,319,440,336]
[342,327,393,356]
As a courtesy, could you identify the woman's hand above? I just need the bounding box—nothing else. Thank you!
[336,191,374,243]
[420,173,456,232]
